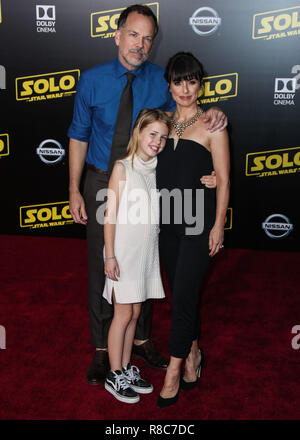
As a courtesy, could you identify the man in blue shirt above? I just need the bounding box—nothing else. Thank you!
[68,4,226,385]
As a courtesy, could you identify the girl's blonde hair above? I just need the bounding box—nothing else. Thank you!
[123,108,172,166]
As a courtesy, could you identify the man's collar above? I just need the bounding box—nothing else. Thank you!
[113,57,146,78]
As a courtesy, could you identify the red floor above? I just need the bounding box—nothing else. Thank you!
[0,235,300,420]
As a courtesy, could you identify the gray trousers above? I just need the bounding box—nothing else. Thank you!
[83,168,153,348]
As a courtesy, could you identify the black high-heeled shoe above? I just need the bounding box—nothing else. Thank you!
[180,348,204,391]
[157,386,180,408]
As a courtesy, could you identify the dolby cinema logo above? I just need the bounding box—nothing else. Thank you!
[274,77,296,105]
[262,214,293,239]
[274,65,300,105]
[189,7,221,36]
[36,5,56,33]
[36,139,65,165]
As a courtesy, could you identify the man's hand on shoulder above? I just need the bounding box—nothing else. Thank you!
[203,106,228,132]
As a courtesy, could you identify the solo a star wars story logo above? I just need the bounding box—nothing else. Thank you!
[15,70,80,102]
[20,201,74,229]
[0,133,9,157]
[198,73,238,104]
[224,208,233,230]
[91,2,159,38]
[252,6,300,40]
[246,146,300,177]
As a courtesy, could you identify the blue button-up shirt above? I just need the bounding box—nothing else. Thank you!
[68,58,175,171]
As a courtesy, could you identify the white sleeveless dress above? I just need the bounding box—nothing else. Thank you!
[102,155,165,304]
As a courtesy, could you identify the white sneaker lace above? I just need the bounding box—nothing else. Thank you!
[114,372,130,391]
[125,365,141,382]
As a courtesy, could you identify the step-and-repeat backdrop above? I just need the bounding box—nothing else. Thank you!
[1,0,299,251]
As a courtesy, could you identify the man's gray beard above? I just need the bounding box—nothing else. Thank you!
[122,51,149,68]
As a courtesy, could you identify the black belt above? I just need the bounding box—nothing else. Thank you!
[86,163,109,176]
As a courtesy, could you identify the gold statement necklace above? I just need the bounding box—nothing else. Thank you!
[171,106,204,138]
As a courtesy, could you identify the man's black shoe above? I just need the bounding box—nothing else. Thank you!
[132,340,169,370]
[86,350,110,385]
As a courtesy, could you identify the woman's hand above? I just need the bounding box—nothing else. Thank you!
[104,257,120,281]
[209,225,224,257]
[200,171,216,188]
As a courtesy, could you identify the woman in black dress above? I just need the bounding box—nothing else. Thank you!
[156,52,230,407]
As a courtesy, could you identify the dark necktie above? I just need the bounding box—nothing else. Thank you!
[108,72,135,174]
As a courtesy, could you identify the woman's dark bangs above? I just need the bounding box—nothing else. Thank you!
[172,70,201,83]
[171,59,201,83]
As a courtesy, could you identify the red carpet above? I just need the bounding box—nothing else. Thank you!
[0,235,300,420]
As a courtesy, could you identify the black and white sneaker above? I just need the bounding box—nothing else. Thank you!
[105,370,140,403]
[122,363,153,394]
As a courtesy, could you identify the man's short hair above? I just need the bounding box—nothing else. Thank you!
[117,4,158,37]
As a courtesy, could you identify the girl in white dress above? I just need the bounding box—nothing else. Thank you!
[103,109,171,404]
